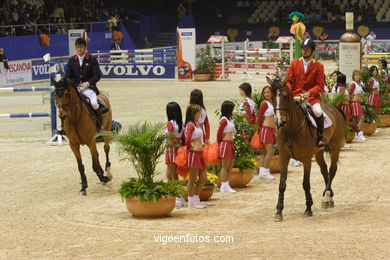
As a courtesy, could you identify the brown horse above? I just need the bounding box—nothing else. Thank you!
[267,77,346,221]
[53,77,112,195]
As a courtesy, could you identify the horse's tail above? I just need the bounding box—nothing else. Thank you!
[334,105,346,121]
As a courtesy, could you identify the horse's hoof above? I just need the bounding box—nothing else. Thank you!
[304,210,313,217]
[100,175,110,184]
[329,200,334,208]
[274,213,283,222]
[321,201,329,209]
[80,190,87,196]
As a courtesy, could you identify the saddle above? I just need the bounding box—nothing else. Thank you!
[75,89,109,129]
[295,98,332,129]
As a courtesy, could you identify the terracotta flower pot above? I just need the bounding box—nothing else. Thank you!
[268,155,280,173]
[345,131,356,143]
[216,168,253,188]
[378,114,390,127]
[194,74,210,81]
[125,196,175,218]
[181,185,215,201]
[361,122,377,135]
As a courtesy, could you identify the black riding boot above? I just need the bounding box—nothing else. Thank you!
[316,114,326,147]
[95,108,104,131]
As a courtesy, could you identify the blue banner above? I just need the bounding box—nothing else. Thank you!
[32,58,68,80]
[99,64,175,78]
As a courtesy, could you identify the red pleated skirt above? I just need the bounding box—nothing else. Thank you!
[187,150,206,170]
[219,140,235,159]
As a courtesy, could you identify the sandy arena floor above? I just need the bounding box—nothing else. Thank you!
[0,62,389,259]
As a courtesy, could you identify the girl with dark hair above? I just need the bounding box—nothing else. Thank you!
[189,89,210,143]
[378,59,388,78]
[239,82,256,124]
[216,100,236,193]
[165,102,185,207]
[330,70,341,92]
[185,104,207,209]
[368,66,381,115]
[332,73,351,120]
[349,70,366,141]
[257,86,275,180]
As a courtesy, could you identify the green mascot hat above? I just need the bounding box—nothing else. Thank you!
[288,11,305,22]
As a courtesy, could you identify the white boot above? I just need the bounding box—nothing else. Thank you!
[290,158,302,167]
[358,131,367,141]
[187,196,195,208]
[193,195,207,209]
[220,181,236,193]
[258,167,265,177]
[259,168,275,179]
[374,128,381,134]
[175,197,184,207]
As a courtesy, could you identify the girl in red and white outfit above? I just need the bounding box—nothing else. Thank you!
[330,70,341,92]
[349,70,367,141]
[332,74,351,120]
[165,102,185,207]
[239,82,256,124]
[190,89,210,143]
[217,100,236,194]
[185,104,207,209]
[368,66,381,115]
[257,86,275,180]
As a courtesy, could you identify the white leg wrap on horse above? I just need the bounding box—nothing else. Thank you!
[312,103,323,117]
[78,87,99,110]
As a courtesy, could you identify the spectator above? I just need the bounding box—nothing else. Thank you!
[110,36,123,50]
[319,31,328,41]
[366,31,376,40]
[143,37,153,49]
[107,15,117,31]
[177,3,186,19]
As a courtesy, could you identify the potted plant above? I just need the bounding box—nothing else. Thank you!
[378,77,390,127]
[109,122,182,218]
[180,173,218,201]
[361,93,379,135]
[193,44,216,81]
[229,112,257,187]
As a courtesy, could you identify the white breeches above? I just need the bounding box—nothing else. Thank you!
[312,103,323,117]
[77,86,99,110]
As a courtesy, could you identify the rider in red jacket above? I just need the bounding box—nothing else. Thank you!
[286,39,326,147]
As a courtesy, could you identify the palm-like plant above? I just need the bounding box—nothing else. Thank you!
[114,122,166,184]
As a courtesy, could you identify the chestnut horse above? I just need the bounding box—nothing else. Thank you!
[267,77,346,221]
[53,77,112,195]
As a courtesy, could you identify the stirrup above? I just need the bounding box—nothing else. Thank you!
[317,136,327,147]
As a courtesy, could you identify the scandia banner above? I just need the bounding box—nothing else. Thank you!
[177,28,196,80]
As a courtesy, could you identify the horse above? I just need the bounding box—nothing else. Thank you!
[266,76,346,221]
[53,77,113,195]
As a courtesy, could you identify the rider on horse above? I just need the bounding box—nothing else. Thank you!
[63,37,105,132]
[286,38,326,147]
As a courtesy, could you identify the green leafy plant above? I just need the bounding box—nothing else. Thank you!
[379,77,390,115]
[232,112,256,160]
[118,178,181,202]
[195,44,216,74]
[102,122,181,201]
[233,156,257,170]
[321,92,347,106]
[360,67,371,87]
[252,89,264,111]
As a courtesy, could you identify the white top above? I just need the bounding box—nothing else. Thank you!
[198,108,207,124]
[324,85,329,93]
[165,120,183,138]
[350,81,364,95]
[239,97,255,114]
[331,85,348,96]
[220,116,236,135]
[186,122,204,141]
[264,101,274,116]
[370,77,379,90]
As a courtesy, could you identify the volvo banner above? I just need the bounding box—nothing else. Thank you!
[99,64,175,78]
